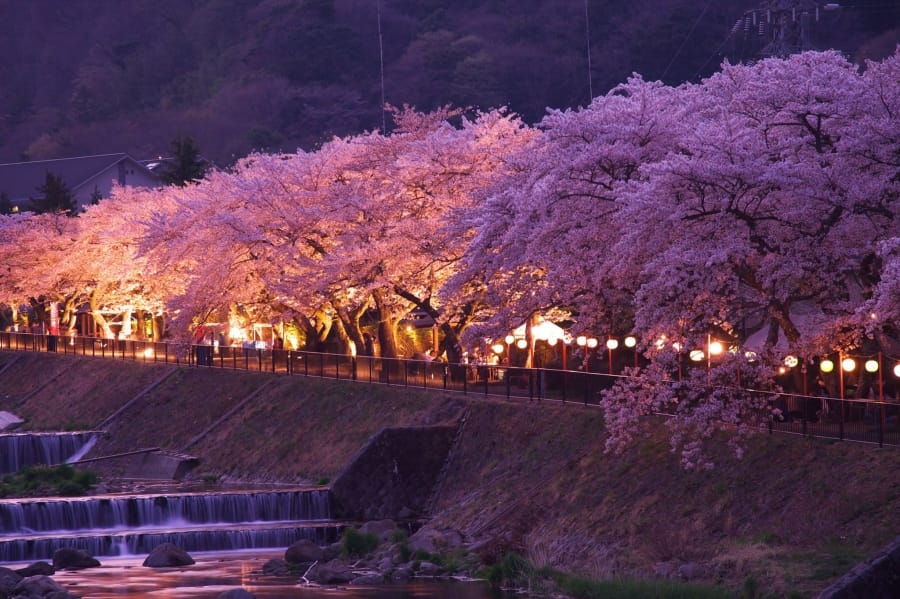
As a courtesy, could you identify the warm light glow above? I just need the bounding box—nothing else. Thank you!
[689,350,705,362]
[405,325,413,333]
[516,339,528,349]
[672,342,681,351]
[624,336,637,348]
[894,363,900,378]
[504,334,515,345]
[655,336,666,349]
[587,337,598,349]
[784,355,798,368]
[708,341,724,356]
[605,339,618,350]
[143,347,154,358]
[744,350,757,361]
[841,358,856,372]
[778,366,787,375]
[531,319,566,341]
[229,326,245,341]
[491,343,505,355]
[547,337,558,346]
[576,335,587,347]
[820,359,834,373]
[864,359,878,373]
[870,312,877,320]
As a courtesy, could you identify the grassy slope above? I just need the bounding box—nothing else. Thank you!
[1,350,897,597]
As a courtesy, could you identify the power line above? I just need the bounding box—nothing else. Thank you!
[584,0,593,103]
[661,0,714,81]
[377,0,387,133]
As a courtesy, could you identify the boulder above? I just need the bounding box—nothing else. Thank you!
[416,561,441,577]
[284,539,323,564]
[308,559,353,584]
[359,520,397,541]
[142,543,195,568]
[15,562,55,577]
[216,589,256,599]
[0,567,23,596]
[678,562,703,581]
[12,574,79,598]
[322,543,342,561]
[390,566,413,583]
[351,573,385,585]
[408,528,462,554]
[261,558,291,576]
[377,557,394,572]
[52,548,100,571]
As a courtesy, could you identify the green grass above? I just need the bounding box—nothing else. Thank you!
[0,464,98,497]
[484,553,732,599]
[789,544,864,581]
[341,527,379,558]
[560,576,732,599]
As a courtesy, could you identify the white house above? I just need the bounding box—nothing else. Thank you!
[0,153,163,212]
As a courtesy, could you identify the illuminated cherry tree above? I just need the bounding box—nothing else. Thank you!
[2,48,897,467]
[603,51,899,467]
[318,106,536,359]
[447,76,686,341]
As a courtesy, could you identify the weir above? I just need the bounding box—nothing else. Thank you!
[0,488,339,563]
[0,522,341,562]
[0,432,99,475]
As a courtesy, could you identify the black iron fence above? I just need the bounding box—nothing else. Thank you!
[2,331,898,448]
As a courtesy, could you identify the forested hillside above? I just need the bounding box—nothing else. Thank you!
[0,0,896,165]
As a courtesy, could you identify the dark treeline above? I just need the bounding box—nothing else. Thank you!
[0,0,895,165]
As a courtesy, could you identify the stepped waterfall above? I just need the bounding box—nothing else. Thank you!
[0,488,338,562]
[0,432,99,475]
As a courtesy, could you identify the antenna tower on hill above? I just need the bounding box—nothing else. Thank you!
[729,0,841,59]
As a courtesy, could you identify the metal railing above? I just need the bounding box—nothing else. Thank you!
[1,331,898,447]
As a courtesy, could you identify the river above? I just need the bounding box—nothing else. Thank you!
[37,549,508,599]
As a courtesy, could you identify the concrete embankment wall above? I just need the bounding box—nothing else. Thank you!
[330,425,457,520]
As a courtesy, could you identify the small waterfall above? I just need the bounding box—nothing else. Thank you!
[0,488,338,562]
[0,432,99,475]
[0,523,341,563]
[65,435,99,464]
[0,489,332,533]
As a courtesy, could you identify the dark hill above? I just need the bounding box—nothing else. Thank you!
[0,0,896,165]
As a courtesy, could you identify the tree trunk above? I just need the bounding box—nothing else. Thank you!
[332,299,367,356]
[372,288,400,359]
[89,292,114,338]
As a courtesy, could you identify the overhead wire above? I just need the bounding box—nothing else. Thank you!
[660,0,715,81]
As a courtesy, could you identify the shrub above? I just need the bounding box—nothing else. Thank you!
[486,552,534,588]
[341,527,379,558]
[0,465,98,498]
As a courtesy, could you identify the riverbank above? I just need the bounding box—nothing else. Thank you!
[1,350,898,597]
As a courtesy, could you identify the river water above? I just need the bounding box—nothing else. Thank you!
[37,549,506,599]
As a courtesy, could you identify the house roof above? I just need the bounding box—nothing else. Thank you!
[0,153,158,201]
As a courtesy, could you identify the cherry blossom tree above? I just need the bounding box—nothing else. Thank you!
[446,76,688,346]
[601,51,899,466]
[319,106,536,360]
[0,212,83,333]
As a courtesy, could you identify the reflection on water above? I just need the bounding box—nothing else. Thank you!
[46,550,503,599]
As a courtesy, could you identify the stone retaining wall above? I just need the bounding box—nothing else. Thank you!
[330,425,457,521]
[816,535,900,599]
